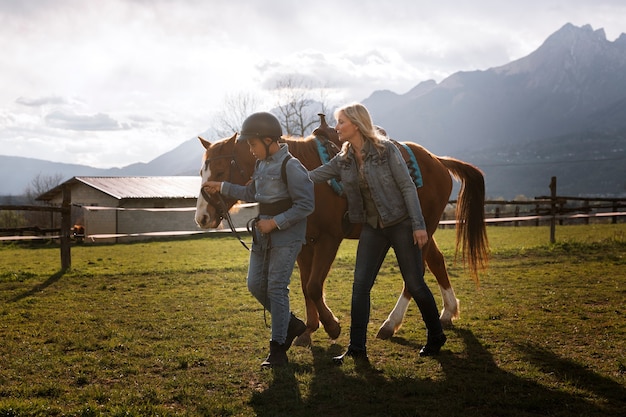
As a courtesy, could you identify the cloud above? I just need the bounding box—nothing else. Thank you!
[257,48,427,102]
[1,0,625,170]
[45,110,127,131]
[16,95,68,107]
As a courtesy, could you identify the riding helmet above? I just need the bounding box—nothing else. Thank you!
[237,112,283,142]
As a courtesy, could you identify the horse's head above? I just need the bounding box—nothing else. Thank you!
[195,133,255,229]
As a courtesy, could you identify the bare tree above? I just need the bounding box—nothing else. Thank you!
[211,92,263,139]
[23,173,64,227]
[271,76,335,138]
[24,173,64,203]
[210,77,336,141]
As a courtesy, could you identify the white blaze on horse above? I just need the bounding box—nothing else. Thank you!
[195,116,489,347]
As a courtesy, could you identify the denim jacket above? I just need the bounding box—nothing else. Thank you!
[309,139,426,231]
[222,144,314,245]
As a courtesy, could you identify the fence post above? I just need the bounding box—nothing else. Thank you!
[494,207,500,227]
[534,204,540,226]
[60,185,71,270]
[549,176,556,244]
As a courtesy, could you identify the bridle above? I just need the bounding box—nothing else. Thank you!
[199,153,248,209]
[199,152,252,250]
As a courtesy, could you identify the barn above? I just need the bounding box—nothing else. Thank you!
[37,176,257,243]
[36,176,200,242]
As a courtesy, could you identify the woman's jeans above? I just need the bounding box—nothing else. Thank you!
[349,219,443,351]
[247,233,302,345]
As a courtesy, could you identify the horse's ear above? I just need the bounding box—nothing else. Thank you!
[198,136,211,150]
[228,133,238,143]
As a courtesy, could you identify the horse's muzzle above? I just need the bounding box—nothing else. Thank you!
[197,188,227,229]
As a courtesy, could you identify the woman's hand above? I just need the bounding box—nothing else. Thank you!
[413,229,428,249]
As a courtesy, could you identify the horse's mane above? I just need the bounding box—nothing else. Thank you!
[280,135,323,170]
[206,133,325,171]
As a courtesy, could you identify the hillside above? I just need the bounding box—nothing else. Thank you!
[0,138,203,196]
[363,23,626,197]
[466,130,626,198]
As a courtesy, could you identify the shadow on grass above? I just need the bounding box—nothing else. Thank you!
[8,269,66,303]
[250,328,625,417]
[516,341,626,412]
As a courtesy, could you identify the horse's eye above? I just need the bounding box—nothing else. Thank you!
[214,172,225,180]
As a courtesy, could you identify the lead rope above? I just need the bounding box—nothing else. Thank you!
[262,232,271,329]
[216,192,271,329]
[245,216,271,329]
[216,194,251,251]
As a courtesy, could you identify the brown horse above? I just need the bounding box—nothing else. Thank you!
[195,121,488,347]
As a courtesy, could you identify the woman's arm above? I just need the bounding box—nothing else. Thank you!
[388,144,427,237]
[309,154,341,183]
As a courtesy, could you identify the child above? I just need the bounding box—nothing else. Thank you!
[202,112,314,368]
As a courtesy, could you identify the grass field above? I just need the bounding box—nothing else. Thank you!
[1,224,625,416]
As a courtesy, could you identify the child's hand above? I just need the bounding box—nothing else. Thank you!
[202,181,222,194]
[256,218,277,234]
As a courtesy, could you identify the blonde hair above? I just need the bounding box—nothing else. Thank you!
[335,102,387,156]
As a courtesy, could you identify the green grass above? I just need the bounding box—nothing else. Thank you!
[1,224,625,416]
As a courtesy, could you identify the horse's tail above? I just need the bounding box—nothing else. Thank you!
[438,157,489,284]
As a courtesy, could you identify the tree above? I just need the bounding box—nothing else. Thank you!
[211,92,263,139]
[24,173,64,203]
[23,173,64,227]
[210,76,336,141]
[271,76,334,138]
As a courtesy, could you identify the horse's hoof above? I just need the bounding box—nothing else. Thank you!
[376,321,395,340]
[325,321,341,340]
[439,311,456,328]
[294,332,312,347]
[439,317,454,329]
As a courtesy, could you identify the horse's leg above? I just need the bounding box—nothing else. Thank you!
[376,239,432,340]
[426,237,459,327]
[301,234,342,343]
[376,286,411,340]
[376,238,459,339]
[294,243,320,347]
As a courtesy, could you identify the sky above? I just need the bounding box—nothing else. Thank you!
[1,0,624,169]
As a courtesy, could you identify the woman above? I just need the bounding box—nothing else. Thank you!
[309,103,446,364]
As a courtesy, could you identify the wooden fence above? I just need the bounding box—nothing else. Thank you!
[2,177,625,269]
[0,184,72,270]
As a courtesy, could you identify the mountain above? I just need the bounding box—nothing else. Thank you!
[366,23,626,154]
[363,23,626,198]
[2,23,625,199]
[103,137,203,177]
[0,137,206,196]
[0,156,111,196]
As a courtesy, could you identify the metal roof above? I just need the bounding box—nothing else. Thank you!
[37,176,201,201]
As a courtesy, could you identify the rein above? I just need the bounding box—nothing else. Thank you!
[201,148,270,327]
[217,193,251,251]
